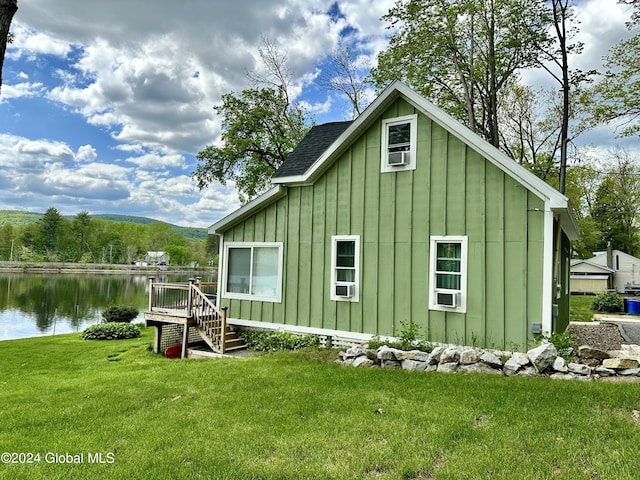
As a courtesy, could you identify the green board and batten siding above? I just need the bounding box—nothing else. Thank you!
[220,98,546,350]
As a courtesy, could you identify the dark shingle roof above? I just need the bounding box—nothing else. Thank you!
[272,121,353,178]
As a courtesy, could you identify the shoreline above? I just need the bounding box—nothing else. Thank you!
[0,262,216,276]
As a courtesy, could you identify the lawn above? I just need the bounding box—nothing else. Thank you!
[570,294,597,322]
[1,329,640,479]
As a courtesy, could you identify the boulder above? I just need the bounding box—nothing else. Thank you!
[552,356,568,373]
[516,366,538,377]
[381,359,402,369]
[550,372,577,381]
[440,346,462,364]
[620,345,640,360]
[437,362,459,373]
[377,346,401,361]
[618,367,640,376]
[602,358,640,370]
[580,358,602,367]
[594,366,616,377]
[352,356,374,368]
[396,350,430,362]
[459,362,503,375]
[428,346,446,364]
[567,363,592,376]
[402,359,427,372]
[426,364,438,372]
[503,352,530,376]
[459,348,479,365]
[527,343,558,372]
[479,351,503,368]
[577,345,610,360]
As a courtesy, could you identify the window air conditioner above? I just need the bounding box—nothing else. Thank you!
[436,291,460,307]
[388,150,409,166]
[335,283,355,298]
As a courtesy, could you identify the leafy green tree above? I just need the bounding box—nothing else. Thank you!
[591,152,640,255]
[587,0,640,137]
[73,210,92,261]
[38,207,63,258]
[194,88,310,203]
[372,0,550,148]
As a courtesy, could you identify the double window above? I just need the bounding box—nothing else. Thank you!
[381,114,417,173]
[222,242,283,302]
[429,236,467,313]
[331,235,360,302]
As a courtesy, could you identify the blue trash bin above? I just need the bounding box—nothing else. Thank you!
[627,299,640,315]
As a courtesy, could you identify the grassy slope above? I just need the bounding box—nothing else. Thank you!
[1,330,640,479]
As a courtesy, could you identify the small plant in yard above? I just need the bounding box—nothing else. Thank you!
[592,292,624,313]
[101,305,139,323]
[81,322,141,340]
[239,331,320,352]
[535,330,576,359]
[367,321,433,352]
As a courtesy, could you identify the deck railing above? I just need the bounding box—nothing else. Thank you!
[148,278,227,353]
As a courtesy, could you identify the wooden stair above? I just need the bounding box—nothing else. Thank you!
[195,320,245,354]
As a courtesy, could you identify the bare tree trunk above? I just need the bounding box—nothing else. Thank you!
[0,0,18,96]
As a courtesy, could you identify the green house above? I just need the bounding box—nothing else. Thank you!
[209,81,579,351]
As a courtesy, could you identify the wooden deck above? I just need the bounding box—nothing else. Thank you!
[144,278,244,358]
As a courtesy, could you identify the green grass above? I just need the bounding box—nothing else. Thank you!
[2,330,640,479]
[570,294,597,322]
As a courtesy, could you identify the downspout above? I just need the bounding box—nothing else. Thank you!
[541,201,554,334]
[216,233,224,305]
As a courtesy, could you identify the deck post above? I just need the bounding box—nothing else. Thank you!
[148,277,156,311]
[187,278,196,313]
[221,306,228,354]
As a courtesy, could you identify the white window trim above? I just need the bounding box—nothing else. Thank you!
[428,235,468,313]
[381,114,418,173]
[330,235,360,302]
[222,242,283,303]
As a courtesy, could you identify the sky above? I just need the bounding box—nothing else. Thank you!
[0,0,637,228]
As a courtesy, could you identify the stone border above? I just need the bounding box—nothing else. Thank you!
[339,343,640,382]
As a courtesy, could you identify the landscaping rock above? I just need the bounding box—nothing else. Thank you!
[550,372,577,381]
[402,359,427,372]
[503,352,530,376]
[381,359,402,369]
[577,345,610,360]
[437,362,459,373]
[618,367,640,376]
[440,346,462,364]
[567,363,592,376]
[378,346,400,361]
[527,343,558,372]
[552,356,568,373]
[352,356,374,368]
[429,346,446,364]
[602,358,640,370]
[516,366,538,377]
[343,345,367,359]
[396,350,430,362]
[580,358,602,367]
[459,362,502,375]
[594,366,616,377]
[459,348,478,365]
[479,351,503,368]
[620,344,640,361]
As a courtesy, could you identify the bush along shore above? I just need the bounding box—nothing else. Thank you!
[339,342,640,382]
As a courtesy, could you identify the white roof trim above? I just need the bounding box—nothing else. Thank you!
[208,185,287,234]
[274,80,570,208]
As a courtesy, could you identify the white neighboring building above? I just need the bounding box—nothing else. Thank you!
[588,248,640,293]
[570,259,614,294]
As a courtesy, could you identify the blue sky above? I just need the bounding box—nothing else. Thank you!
[0,0,636,227]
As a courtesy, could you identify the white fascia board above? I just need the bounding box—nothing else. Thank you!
[208,185,287,234]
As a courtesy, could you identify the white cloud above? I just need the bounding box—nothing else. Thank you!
[1,82,45,100]
[126,152,186,170]
[76,144,98,162]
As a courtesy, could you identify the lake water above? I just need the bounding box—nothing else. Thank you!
[0,273,217,341]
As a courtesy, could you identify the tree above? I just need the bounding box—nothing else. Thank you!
[194,37,313,203]
[591,151,640,255]
[0,0,17,95]
[587,0,640,138]
[73,210,92,261]
[320,45,371,118]
[372,0,551,149]
[38,207,63,259]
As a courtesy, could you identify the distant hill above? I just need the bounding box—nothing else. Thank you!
[0,210,208,240]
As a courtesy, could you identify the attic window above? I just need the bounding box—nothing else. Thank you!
[381,114,417,173]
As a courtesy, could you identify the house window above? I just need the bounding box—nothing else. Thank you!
[331,235,360,302]
[222,242,283,302]
[429,236,467,313]
[381,114,417,173]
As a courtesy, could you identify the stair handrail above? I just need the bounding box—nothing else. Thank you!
[188,281,227,354]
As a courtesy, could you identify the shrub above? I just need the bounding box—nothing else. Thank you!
[535,330,576,360]
[81,322,141,340]
[239,331,320,352]
[367,321,433,352]
[101,305,139,323]
[592,292,624,313]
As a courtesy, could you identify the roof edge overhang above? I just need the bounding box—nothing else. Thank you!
[208,185,287,235]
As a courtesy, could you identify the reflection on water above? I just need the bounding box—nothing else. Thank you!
[0,273,216,341]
